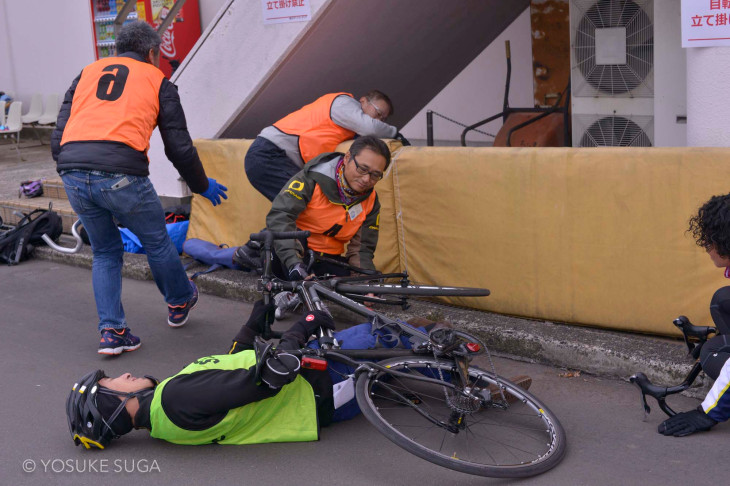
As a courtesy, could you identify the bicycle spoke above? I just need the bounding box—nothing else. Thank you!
[356,357,565,477]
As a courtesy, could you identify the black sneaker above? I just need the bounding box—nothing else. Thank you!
[233,245,262,272]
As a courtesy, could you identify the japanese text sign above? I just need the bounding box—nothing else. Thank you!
[261,0,311,25]
[682,0,730,47]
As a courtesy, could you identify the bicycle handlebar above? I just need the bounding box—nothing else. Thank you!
[250,230,311,243]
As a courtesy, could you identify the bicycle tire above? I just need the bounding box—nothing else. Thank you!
[355,357,566,478]
[335,283,489,297]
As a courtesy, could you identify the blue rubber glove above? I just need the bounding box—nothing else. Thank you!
[200,178,228,206]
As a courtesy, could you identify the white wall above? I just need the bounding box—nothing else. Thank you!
[147,0,332,196]
[686,46,730,147]
[400,8,534,144]
[0,0,227,116]
[199,0,228,30]
[654,0,687,147]
[0,0,95,110]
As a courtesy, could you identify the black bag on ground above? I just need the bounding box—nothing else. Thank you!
[0,208,63,265]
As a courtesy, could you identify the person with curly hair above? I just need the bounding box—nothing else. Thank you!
[658,193,730,437]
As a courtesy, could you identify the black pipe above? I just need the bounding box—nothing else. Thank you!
[426,110,434,147]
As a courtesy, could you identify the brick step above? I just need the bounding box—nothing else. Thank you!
[0,197,78,233]
[42,178,67,200]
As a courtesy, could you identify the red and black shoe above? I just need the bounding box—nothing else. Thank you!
[98,328,141,355]
[168,280,199,328]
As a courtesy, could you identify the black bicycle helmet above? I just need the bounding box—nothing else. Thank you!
[66,370,158,450]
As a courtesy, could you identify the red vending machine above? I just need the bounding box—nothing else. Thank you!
[90,0,201,78]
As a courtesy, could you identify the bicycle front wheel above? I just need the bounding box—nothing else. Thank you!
[335,283,489,297]
[355,357,566,478]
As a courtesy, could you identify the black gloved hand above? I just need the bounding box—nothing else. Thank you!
[288,262,309,281]
[658,407,717,437]
[394,131,411,146]
[245,299,276,334]
[260,352,301,389]
[290,310,336,337]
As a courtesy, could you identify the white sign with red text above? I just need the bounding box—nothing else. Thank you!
[682,0,730,47]
[261,0,311,25]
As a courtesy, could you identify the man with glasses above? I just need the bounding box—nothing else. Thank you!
[245,90,405,202]
[259,136,390,316]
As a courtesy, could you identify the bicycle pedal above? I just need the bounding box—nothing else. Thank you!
[489,375,532,404]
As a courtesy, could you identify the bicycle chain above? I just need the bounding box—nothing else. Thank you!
[429,111,496,138]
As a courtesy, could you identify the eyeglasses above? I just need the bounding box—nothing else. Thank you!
[350,155,384,182]
[367,99,388,121]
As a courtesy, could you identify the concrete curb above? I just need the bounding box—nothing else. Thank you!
[34,238,711,400]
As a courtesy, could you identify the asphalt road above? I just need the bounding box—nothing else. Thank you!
[1,260,727,486]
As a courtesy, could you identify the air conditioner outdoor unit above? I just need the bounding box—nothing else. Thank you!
[570,0,655,147]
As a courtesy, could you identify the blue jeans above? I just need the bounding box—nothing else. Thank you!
[61,170,193,332]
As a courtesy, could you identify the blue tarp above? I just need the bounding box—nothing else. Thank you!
[119,221,189,254]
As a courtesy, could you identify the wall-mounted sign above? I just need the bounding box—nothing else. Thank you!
[682,0,730,47]
[262,0,311,25]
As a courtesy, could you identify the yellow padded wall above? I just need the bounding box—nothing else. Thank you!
[188,139,730,336]
[187,139,270,246]
[389,146,730,336]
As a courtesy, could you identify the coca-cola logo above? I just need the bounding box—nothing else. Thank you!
[160,26,176,58]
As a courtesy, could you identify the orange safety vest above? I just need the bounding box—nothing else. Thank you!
[296,185,377,255]
[61,56,165,154]
[273,92,357,163]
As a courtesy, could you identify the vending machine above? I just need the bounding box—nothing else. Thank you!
[90,0,201,78]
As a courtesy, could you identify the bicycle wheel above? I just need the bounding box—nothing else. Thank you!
[355,357,566,478]
[335,283,489,297]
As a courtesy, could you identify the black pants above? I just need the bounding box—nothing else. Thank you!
[700,286,730,380]
[244,137,301,201]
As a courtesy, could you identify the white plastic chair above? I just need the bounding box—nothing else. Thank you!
[37,94,59,125]
[21,93,42,124]
[3,101,23,160]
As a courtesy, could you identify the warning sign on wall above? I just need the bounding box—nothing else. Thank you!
[261,0,311,25]
[682,0,730,47]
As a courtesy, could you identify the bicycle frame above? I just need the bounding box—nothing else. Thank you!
[251,229,487,375]
[248,231,566,478]
[252,230,428,347]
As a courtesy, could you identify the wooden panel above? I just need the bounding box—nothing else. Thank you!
[531,0,571,108]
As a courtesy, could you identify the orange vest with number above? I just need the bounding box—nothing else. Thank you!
[61,56,165,154]
[273,93,357,163]
[296,185,377,255]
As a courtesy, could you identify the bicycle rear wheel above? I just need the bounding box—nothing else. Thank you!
[355,357,566,478]
[335,283,489,297]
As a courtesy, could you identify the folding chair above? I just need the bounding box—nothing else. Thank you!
[21,93,44,144]
[3,101,23,160]
[37,94,59,126]
[21,93,42,124]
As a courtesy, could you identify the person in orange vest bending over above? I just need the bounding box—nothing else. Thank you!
[52,21,228,355]
[245,91,407,202]
[263,136,390,318]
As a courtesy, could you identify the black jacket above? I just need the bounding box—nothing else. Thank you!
[51,52,208,194]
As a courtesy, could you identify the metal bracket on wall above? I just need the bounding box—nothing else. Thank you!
[157,0,187,34]
[113,0,138,36]
[113,0,188,36]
